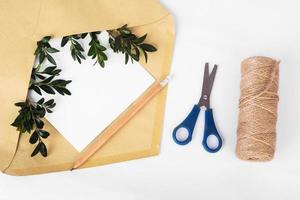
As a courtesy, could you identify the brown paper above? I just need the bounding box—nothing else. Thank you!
[0,0,175,175]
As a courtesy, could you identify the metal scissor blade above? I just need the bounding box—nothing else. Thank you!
[200,63,209,97]
[206,64,217,97]
[198,63,218,107]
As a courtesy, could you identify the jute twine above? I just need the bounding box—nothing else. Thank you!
[236,56,279,161]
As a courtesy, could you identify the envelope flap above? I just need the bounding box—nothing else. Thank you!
[34,0,169,39]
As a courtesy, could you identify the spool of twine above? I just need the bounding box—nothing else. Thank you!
[236,56,279,161]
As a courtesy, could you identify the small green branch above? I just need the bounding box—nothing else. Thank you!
[108,24,157,64]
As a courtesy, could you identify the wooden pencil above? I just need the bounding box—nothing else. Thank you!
[71,75,172,170]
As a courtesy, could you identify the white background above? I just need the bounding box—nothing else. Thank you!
[1,0,300,199]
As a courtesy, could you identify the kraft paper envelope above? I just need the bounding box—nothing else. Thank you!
[0,0,175,175]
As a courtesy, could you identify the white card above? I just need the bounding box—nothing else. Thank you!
[30,32,155,151]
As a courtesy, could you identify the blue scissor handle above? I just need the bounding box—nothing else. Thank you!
[202,109,222,153]
[173,105,200,145]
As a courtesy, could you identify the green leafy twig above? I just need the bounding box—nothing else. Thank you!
[108,24,157,64]
[61,34,86,64]
[87,32,108,67]
[29,65,72,96]
[12,36,72,158]
[11,98,56,157]
[31,65,62,81]
[34,36,59,65]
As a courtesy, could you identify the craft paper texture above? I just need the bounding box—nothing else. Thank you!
[0,0,175,175]
[31,33,155,151]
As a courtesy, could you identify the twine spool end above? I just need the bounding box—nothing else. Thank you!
[236,148,275,162]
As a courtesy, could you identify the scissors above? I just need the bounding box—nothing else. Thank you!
[172,63,222,153]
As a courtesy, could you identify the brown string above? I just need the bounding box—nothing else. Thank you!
[236,56,279,161]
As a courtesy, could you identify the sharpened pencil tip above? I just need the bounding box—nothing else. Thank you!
[70,168,75,171]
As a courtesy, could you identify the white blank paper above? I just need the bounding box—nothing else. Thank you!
[30,32,155,151]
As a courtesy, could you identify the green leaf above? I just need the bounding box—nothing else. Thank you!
[96,43,106,51]
[31,142,42,157]
[11,120,20,128]
[43,66,56,74]
[46,54,56,65]
[34,46,41,56]
[71,49,76,61]
[11,114,23,127]
[131,54,139,61]
[30,85,42,95]
[61,37,69,47]
[48,102,56,109]
[99,51,107,60]
[134,34,147,44]
[73,40,84,51]
[40,85,55,94]
[35,107,46,118]
[120,24,128,29]
[39,53,45,64]
[35,64,42,72]
[29,131,39,144]
[76,56,82,64]
[39,130,49,138]
[24,120,32,133]
[37,98,45,104]
[133,46,140,60]
[99,60,105,68]
[119,24,130,35]
[71,34,81,39]
[115,36,121,50]
[35,119,44,129]
[15,102,26,107]
[125,53,129,64]
[77,51,86,60]
[40,75,55,84]
[54,87,71,95]
[40,142,47,157]
[35,74,46,80]
[90,32,101,38]
[51,79,70,86]
[42,36,51,43]
[47,47,59,53]
[44,99,54,106]
[140,43,157,52]
[81,33,88,39]
[52,69,62,75]
[46,108,53,113]
[142,50,148,62]
[88,46,95,56]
